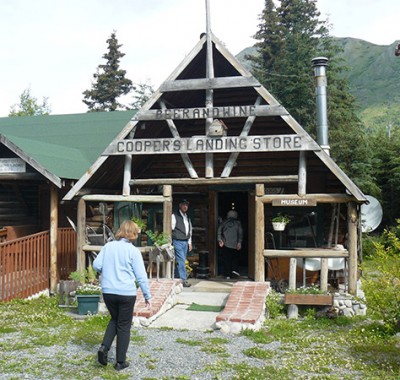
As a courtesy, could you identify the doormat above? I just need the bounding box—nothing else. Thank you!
[186,303,224,312]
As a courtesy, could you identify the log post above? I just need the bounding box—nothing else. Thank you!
[205,0,214,178]
[254,184,265,281]
[347,202,358,294]
[298,151,307,196]
[163,185,173,278]
[49,186,58,294]
[287,257,298,319]
[208,191,217,276]
[320,258,328,292]
[122,154,132,196]
[77,198,86,272]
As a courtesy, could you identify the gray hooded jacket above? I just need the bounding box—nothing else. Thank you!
[217,217,243,249]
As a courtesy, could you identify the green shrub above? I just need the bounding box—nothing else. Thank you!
[69,265,98,285]
[380,220,400,257]
[361,223,400,332]
[265,289,285,319]
[146,230,170,246]
[362,233,381,258]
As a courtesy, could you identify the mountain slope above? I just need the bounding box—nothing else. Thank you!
[336,38,400,109]
[236,38,400,130]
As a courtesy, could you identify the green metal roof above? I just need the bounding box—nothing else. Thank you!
[0,111,135,182]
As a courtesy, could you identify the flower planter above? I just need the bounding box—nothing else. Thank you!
[76,294,100,315]
[284,293,333,306]
[272,222,286,231]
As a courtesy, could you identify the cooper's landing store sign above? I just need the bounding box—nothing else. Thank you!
[104,134,320,155]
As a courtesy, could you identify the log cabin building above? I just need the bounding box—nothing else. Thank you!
[0,111,137,233]
[63,32,368,295]
[0,111,135,295]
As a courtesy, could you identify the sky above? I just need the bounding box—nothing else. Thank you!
[0,0,399,117]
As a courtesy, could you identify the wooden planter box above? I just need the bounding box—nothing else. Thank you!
[77,295,100,315]
[284,293,333,306]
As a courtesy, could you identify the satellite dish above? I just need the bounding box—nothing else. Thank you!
[361,195,383,233]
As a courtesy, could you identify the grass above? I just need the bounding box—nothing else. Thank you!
[0,286,400,379]
[186,303,224,312]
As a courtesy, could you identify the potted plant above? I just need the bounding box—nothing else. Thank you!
[272,213,291,231]
[284,285,333,306]
[132,217,147,233]
[146,230,170,246]
[146,230,175,279]
[69,265,101,315]
[132,217,147,246]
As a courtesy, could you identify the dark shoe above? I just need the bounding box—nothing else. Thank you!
[97,345,108,366]
[183,281,191,287]
[114,361,130,371]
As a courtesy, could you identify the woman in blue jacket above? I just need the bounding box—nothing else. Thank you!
[93,220,151,371]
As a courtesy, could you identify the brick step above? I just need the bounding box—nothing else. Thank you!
[133,279,270,333]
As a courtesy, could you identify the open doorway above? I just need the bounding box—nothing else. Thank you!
[217,191,249,278]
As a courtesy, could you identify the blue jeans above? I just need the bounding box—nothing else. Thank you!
[173,239,188,281]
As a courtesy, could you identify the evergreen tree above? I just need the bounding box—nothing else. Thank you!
[317,37,378,195]
[370,127,400,226]
[83,31,133,112]
[250,0,283,96]
[248,0,376,194]
[249,0,327,128]
[9,88,51,116]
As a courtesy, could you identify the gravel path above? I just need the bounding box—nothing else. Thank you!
[0,326,282,380]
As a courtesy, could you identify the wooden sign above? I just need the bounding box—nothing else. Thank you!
[0,158,26,173]
[272,199,317,207]
[135,104,288,121]
[103,134,320,155]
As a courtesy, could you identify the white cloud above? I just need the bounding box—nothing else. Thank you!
[317,0,399,45]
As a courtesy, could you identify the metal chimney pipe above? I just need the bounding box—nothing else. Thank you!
[312,57,330,155]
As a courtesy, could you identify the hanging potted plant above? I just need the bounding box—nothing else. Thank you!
[69,265,101,315]
[272,213,291,231]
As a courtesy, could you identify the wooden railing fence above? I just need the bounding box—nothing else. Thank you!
[57,228,77,281]
[0,228,7,243]
[0,228,77,302]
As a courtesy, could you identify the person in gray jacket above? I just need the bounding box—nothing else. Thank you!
[217,210,243,279]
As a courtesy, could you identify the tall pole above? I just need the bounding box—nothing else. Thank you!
[50,186,58,294]
[205,0,214,178]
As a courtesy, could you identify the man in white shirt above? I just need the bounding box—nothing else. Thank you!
[171,199,192,287]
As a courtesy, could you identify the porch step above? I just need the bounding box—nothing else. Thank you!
[215,282,270,333]
[134,279,180,321]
